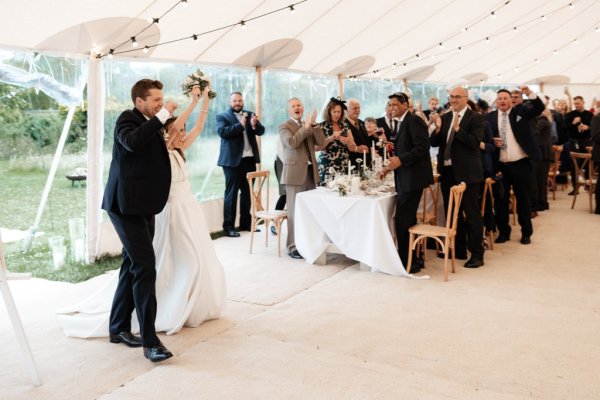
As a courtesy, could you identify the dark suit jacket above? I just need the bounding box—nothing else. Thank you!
[102,108,171,215]
[535,115,553,162]
[376,117,393,141]
[486,96,545,165]
[591,113,600,163]
[216,108,265,167]
[430,108,484,184]
[393,111,434,195]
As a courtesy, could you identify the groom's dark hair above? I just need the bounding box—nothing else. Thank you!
[131,79,163,104]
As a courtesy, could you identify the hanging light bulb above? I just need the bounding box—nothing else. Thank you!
[485,37,490,43]
[240,20,246,29]
[553,49,558,55]
[596,27,600,33]
[131,37,138,47]
[491,11,496,18]
[143,46,149,54]
[439,42,444,49]
[541,15,546,21]
[181,0,188,7]
[146,17,153,24]
[108,49,114,59]
[392,63,397,69]
[513,26,518,32]
[534,58,539,63]
[569,2,574,10]
[289,5,295,14]
[458,46,462,52]
[573,38,579,44]
[514,66,519,72]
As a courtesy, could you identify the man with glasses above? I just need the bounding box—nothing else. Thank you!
[430,86,485,268]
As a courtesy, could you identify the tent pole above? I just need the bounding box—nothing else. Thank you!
[338,74,344,99]
[256,65,262,170]
[23,106,77,252]
[86,57,105,263]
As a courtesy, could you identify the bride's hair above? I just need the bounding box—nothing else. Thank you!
[164,117,186,160]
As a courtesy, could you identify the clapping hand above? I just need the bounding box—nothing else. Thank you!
[250,113,259,129]
[431,113,442,133]
[241,112,248,126]
[304,109,317,129]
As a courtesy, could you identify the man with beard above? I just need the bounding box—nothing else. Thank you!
[216,92,265,237]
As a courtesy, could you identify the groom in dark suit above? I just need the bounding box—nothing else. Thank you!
[381,92,433,273]
[216,92,265,237]
[102,79,175,362]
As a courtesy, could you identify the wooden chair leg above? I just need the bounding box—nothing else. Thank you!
[406,233,415,273]
[249,219,256,254]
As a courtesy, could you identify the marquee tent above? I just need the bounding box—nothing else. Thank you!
[1,0,599,260]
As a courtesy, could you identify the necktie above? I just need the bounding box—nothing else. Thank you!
[500,112,508,150]
[443,113,460,161]
[299,120,312,165]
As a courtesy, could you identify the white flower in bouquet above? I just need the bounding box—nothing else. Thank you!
[181,69,217,99]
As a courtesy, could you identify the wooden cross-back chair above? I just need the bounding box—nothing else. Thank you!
[548,145,564,200]
[408,183,466,281]
[246,170,287,256]
[480,177,496,250]
[569,152,596,213]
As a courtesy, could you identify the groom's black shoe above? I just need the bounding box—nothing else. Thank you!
[109,331,142,348]
[288,249,303,259]
[224,230,240,238]
[143,342,173,363]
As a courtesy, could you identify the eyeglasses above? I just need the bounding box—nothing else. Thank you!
[448,95,465,100]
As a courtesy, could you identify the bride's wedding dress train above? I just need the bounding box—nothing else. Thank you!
[58,150,226,336]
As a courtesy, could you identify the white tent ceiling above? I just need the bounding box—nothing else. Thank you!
[1,0,599,84]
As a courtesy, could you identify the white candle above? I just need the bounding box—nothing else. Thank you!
[351,176,361,195]
[372,141,376,160]
[384,146,387,162]
[348,160,351,177]
[363,150,366,169]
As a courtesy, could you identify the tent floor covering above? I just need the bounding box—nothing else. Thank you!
[1,188,599,399]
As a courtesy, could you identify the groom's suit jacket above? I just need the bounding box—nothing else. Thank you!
[102,107,171,216]
[216,108,265,167]
[278,119,326,186]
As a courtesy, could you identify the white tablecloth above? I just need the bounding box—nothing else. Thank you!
[295,188,408,277]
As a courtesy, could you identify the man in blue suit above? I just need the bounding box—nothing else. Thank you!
[216,92,265,237]
[102,79,175,362]
[486,86,544,245]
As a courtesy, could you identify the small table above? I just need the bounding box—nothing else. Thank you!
[295,188,408,277]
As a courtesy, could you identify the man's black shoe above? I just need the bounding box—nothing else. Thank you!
[464,257,484,268]
[288,249,303,259]
[109,331,142,348]
[520,236,531,245]
[495,235,510,243]
[407,263,422,274]
[270,226,278,235]
[224,230,241,237]
[143,342,173,363]
[238,226,260,232]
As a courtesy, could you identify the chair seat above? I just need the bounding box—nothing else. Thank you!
[409,223,454,238]
[256,210,287,219]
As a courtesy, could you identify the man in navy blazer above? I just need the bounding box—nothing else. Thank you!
[486,86,544,245]
[102,79,175,362]
[381,92,433,273]
[216,92,265,237]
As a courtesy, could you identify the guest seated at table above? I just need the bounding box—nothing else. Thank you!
[316,97,357,184]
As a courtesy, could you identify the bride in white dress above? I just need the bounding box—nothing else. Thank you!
[58,86,226,336]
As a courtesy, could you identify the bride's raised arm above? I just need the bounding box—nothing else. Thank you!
[165,85,201,148]
[180,86,211,151]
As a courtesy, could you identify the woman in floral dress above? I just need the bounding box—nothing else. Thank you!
[317,97,358,183]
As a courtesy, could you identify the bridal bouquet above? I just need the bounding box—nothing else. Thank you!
[181,69,217,99]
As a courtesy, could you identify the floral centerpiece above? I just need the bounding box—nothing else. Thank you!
[181,69,217,99]
[327,174,351,196]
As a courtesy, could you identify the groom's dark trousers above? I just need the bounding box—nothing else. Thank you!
[107,211,159,348]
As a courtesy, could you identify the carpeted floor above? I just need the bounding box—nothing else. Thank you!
[1,189,599,399]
